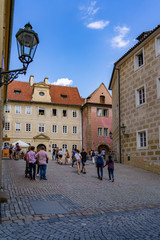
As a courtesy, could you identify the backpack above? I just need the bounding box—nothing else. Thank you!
[97,155,103,164]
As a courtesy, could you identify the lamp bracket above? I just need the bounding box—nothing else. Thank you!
[0,67,27,87]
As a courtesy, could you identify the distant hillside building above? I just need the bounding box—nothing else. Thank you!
[82,83,113,155]
[109,25,160,173]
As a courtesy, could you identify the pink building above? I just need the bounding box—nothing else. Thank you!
[82,83,113,154]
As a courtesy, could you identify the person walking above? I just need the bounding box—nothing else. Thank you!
[36,146,49,180]
[104,155,114,182]
[9,144,13,159]
[81,148,87,174]
[92,150,95,164]
[71,148,76,167]
[65,149,70,165]
[27,146,36,180]
[58,148,63,164]
[74,149,81,175]
[55,147,59,162]
[15,143,21,160]
[52,148,56,161]
[24,146,31,178]
[96,151,104,180]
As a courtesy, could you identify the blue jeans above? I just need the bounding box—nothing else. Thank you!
[39,165,47,179]
[108,167,114,180]
[52,154,55,160]
[97,163,103,178]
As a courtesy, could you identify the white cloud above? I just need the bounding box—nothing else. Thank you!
[80,1,99,20]
[111,26,130,48]
[87,20,109,29]
[50,78,73,86]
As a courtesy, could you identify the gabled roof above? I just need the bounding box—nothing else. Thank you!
[7,81,83,106]
[109,24,160,90]
[86,82,111,101]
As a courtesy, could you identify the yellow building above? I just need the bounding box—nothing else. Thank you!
[0,0,14,202]
[109,25,160,173]
[4,76,83,159]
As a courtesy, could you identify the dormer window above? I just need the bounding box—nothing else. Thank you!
[61,94,67,99]
[39,92,45,96]
[14,90,21,94]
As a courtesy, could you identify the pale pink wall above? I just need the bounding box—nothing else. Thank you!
[88,84,112,105]
[82,107,88,152]
[91,106,113,151]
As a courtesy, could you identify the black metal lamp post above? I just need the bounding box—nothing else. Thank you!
[0,23,39,87]
[109,131,112,139]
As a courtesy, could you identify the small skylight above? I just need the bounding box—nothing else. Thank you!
[61,94,67,99]
[14,90,21,94]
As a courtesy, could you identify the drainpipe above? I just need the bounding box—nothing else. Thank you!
[116,67,122,163]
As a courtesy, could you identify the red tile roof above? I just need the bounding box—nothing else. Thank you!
[7,81,83,106]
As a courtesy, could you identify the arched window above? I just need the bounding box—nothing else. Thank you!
[100,95,105,104]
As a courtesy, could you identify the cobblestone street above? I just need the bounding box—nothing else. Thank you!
[1,159,160,239]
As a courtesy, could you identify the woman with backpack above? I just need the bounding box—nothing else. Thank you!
[104,155,114,182]
[96,151,104,180]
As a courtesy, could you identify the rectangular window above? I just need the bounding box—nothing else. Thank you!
[63,110,67,117]
[104,128,108,136]
[138,87,145,105]
[26,106,31,115]
[52,109,57,116]
[62,144,67,152]
[15,123,21,131]
[100,96,105,104]
[155,35,160,56]
[63,125,68,134]
[26,123,31,132]
[98,128,102,136]
[72,144,77,150]
[39,124,44,132]
[4,105,11,113]
[157,77,160,99]
[137,130,147,149]
[73,126,77,134]
[135,48,144,70]
[97,108,102,116]
[39,108,45,115]
[72,110,77,118]
[103,109,108,117]
[52,125,57,133]
[5,122,10,131]
[52,144,57,148]
[15,105,21,114]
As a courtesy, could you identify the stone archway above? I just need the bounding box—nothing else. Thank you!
[98,144,110,154]
[37,144,46,152]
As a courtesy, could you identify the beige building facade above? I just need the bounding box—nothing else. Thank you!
[4,77,82,159]
[109,25,160,173]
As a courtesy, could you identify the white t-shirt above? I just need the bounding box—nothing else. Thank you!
[75,153,81,162]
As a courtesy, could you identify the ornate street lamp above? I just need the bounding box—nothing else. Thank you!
[121,123,129,137]
[109,131,113,139]
[0,23,39,87]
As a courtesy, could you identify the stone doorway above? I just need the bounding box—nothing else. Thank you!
[37,144,46,152]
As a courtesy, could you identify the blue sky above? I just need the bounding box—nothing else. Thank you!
[10,0,160,97]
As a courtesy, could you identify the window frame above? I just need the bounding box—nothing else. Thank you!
[52,108,57,116]
[62,109,67,117]
[104,128,108,137]
[137,129,148,149]
[15,123,21,131]
[62,144,67,152]
[135,85,146,107]
[25,106,31,115]
[52,125,57,133]
[157,77,160,99]
[134,48,144,71]
[98,127,103,136]
[97,108,102,116]
[38,124,45,133]
[63,125,68,134]
[39,108,45,116]
[73,126,77,134]
[100,95,105,104]
[72,144,78,150]
[4,122,10,131]
[15,105,21,114]
[4,104,11,113]
[25,123,31,132]
[155,34,160,57]
[103,109,108,117]
[72,110,77,118]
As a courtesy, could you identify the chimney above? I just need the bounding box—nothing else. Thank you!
[44,77,48,84]
[29,75,34,86]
